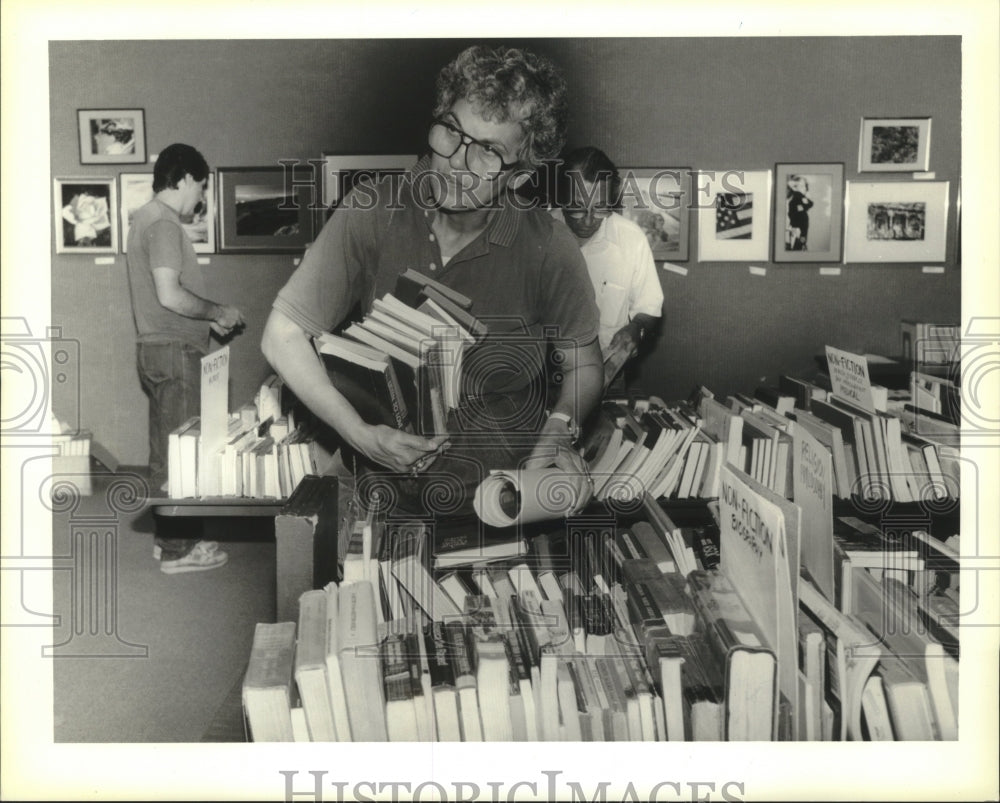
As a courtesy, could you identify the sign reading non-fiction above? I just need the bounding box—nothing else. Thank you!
[719,463,799,736]
[199,345,230,497]
[825,345,875,412]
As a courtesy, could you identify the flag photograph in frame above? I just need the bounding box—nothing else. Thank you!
[696,169,772,261]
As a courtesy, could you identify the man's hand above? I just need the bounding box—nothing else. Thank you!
[608,321,641,360]
[354,425,450,475]
[523,423,593,516]
[210,304,246,337]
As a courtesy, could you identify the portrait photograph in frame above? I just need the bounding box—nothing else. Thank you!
[77,108,146,165]
[858,117,932,172]
[217,166,315,253]
[318,153,417,224]
[619,167,692,261]
[696,169,772,261]
[844,180,949,263]
[53,177,118,254]
[772,163,844,263]
[119,172,216,254]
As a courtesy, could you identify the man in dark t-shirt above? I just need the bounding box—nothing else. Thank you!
[126,143,245,573]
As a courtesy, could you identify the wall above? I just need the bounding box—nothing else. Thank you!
[50,37,961,466]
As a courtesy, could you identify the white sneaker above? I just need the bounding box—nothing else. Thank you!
[160,541,228,575]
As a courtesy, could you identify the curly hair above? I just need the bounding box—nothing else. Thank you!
[433,45,568,167]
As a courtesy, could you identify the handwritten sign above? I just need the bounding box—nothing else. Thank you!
[792,423,834,602]
[825,345,875,412]
[199,345,230,497]
[719,463,800,738]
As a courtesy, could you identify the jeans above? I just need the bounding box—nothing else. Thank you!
[137,340,204,560]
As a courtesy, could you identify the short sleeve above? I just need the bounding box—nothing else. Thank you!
[273,187,378,337]
[146,219,185,272]
[537,219,600,347]
[625,220,664,319]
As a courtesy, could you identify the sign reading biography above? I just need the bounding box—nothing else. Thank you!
[719,463,800,739]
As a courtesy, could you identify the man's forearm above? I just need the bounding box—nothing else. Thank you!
[549,339,604,425]
[162,285,222,321]
[260,310,369,446]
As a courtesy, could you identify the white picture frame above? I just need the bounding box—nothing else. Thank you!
[696,169,772,261]
[54,177,118,254]
[844,181,949,263]
[119,172,216,254]
[858,117,932,173]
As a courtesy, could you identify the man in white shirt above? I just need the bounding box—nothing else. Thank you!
[557,147,664,392]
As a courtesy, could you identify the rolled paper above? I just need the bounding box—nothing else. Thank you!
[473,467,583,527]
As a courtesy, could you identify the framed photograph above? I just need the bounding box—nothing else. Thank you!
[77,108,146,164]
[619,167,692,261]
[119,172,216,253]
[858,117,932,172]
[217,166,315,253]
[318,153,416,222]
[772,163,845,263]
[696,169,772,261]
[844,181,949,263]
[54,177,117,254]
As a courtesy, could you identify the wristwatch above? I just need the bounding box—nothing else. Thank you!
[547,411,580,443]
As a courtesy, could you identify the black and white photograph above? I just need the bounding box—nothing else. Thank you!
[120,171,216,253]
[696,170,772,261]
[218,166,314,252]
[845,181,950,262]
[858,117,932,172]
[53,177,117,253]
[773,163,844,263]
[618,168,692,261]
[4,4,999,802]
[77,108,146,164]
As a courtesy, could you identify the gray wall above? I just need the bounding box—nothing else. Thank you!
[50,37,961,465]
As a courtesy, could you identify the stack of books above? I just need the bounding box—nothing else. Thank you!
[166,376,333,499]
[319,270,485,438]
[586,360,960,508]
[242,488,960,742]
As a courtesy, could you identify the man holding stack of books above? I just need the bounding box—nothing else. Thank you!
[262,44,603,518]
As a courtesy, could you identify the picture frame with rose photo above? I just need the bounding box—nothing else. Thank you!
[118,172,216,254]
[77,108,147,165]
[54,177,118,254]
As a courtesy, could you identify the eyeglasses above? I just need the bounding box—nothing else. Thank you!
[563,206,614,220]
[428,118,520,180]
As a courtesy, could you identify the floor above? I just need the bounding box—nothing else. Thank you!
[50,466,276,742]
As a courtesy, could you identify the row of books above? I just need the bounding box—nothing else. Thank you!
[585,370,960,507]
[166,377,332,499]
[243,491,960,742]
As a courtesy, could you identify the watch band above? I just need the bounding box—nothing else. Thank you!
[547,411,580,441]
